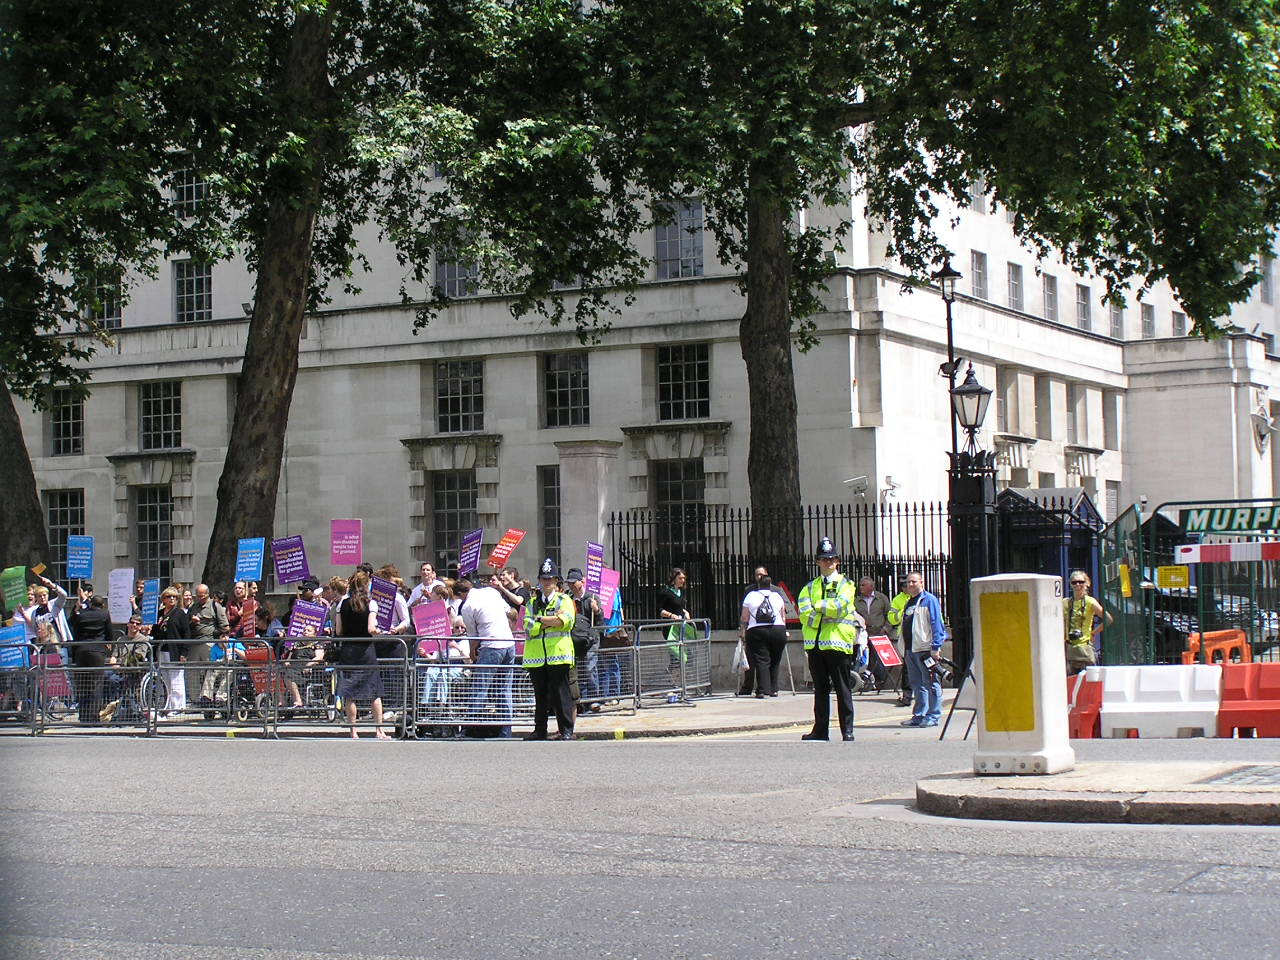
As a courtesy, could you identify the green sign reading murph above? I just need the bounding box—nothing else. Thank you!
[1180,505,1280,535]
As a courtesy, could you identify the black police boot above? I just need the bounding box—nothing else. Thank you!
[800,729,828,741]
[840,719,855,741]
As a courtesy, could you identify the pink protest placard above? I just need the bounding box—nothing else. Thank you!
[411,599,452,640]
[598,567,621,618]
[330,519,362,566]
[486,528,526,569]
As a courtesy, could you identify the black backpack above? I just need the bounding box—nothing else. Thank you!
[755,593,775,623]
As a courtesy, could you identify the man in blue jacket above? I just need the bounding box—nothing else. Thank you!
[900,571,947,727]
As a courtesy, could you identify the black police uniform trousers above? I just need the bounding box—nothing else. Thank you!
[807,647,855,738]
[528,664,576,737]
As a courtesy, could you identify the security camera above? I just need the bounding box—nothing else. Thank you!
[843,475,869,497]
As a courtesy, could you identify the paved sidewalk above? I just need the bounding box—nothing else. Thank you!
[916,762,1280,826]
[573,688,921,738]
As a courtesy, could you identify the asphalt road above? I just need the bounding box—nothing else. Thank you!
[1,729,1277,960]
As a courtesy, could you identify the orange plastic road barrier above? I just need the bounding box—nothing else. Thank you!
[1183,629,1252,666]
[1217,662,1280,738]
[1067,670,1102,739]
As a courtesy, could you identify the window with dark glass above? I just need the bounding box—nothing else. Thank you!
[970,250,988,299]
[134,484,172,582]
[436,359,484,433]
[431,470,477,569]
[91,273,122,329]
[655,199,704,280]
[652,459,706,555]
[140,381,182,450]
[433,255,478,298]
[49,388,83,456]
[538,465,561,568]
[45,489,85,583]
[1075,284,1092,331]
[1172,310,1187,337]
[1006,263,1023,311]
[1109,304,1124,339]
[175,260,212,323]
[657,343,710,421]
[1042,274,1059,321]
[543,352,590,427]
[1141,303,1156,339]
[172,163,206,218]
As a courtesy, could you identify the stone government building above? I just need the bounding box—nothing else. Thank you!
[18,181,1280,588]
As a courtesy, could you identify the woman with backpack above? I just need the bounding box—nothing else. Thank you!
[739,574,788,697]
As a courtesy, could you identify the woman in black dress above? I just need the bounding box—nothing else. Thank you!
[334,571,390,740]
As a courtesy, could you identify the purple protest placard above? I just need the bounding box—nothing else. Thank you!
[330,519,362,566]
[371,575,398,632]
[598,567,621,618]
[271,535,311,584]
[458,527,484,576]
[584,540,604,594]
[287,599,328,637]
[411,599,452,644]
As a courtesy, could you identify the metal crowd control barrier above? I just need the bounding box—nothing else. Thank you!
[270,637,412,739]
[413,635,534,737]
[7,624,720,737]
[148,638,275,737]
[632,619,713,708]
[13,640,157,736]
[0,641,40,735]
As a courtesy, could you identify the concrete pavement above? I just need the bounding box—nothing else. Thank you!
[16,685,1280,826]
[583,692,1280,826]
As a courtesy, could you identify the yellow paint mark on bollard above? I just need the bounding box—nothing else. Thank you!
[614,728,625,740]
[978,591,1034,732]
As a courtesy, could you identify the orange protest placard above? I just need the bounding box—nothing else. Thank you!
[486,528,526,569]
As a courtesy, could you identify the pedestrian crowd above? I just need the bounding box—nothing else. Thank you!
[4,537,1109,743]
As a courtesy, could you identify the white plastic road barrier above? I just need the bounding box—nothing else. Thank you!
[1097,664,1222,739]
[970,573,1075,775]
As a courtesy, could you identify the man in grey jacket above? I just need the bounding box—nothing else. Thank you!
[855,577,895,690]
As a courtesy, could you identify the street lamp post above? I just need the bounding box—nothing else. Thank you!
[947,364,999,671]
[934,260,962,460]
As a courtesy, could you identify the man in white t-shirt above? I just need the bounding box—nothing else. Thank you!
[407,562,444,607]
[459,580,517,738]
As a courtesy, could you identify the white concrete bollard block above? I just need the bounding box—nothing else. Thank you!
[971,573,1075,775]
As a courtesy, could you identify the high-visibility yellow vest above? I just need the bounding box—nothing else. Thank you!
[887,591,909,635]
[522,591,576,668]
[797,574,863,654]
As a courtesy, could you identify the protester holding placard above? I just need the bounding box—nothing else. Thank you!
[333,570,391,740]
[565,568,601,710]
[18,575,70,648]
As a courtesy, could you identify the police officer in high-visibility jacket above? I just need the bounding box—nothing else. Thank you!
[797,536,866,741]
[887,579,912,707]
[522,558,578,740]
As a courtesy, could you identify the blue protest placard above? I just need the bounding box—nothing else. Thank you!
[0,623,29,669]
[140,579,161,625]
[65,535,94,580]
[235,537,266,582]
